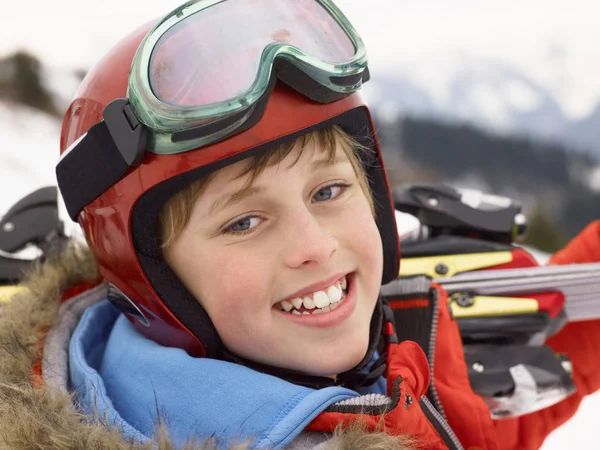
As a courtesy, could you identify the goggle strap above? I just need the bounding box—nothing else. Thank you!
[172,106,254,143]
[56,117,144,221]
[172,65,363,147]
[171,75,277,144]
[103,99,147,167]
[330,66,370,87]
[274,59,362,104]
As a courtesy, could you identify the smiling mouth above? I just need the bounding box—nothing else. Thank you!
[274,274,350,315]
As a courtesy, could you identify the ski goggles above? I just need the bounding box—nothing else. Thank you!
[74,0,368,155]
[132,0,369,155]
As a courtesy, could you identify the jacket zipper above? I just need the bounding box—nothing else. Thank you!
[427,287,448,420]
[420,396,464,450]
[425,287,463,450]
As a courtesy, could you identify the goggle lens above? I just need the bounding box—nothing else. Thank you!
[149,0,356,107]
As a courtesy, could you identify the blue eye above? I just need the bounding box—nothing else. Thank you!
[312,184,348,203]
[226,216,261,234]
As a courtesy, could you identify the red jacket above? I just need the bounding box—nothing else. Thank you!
[308,221,600,449]
[494,221,600,450]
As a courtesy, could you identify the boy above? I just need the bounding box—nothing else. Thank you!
[1,0,600,449]
[161,126,384,378]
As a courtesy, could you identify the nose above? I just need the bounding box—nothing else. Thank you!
[282,206,338,269]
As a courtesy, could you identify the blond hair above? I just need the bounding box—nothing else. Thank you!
[160,126,375,247]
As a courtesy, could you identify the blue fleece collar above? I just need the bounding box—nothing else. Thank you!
[69,300,360,449]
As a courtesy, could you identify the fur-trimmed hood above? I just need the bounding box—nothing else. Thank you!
[0,242,414,450]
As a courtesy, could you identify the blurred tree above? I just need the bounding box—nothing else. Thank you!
[0,50,57,116]
[518,205,567,253]
[380,115,600,241]
[74,68,88,81]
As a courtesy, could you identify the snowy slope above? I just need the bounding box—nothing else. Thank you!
[0,102,62,215]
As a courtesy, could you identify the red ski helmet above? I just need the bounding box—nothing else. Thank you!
[58,0,400,359]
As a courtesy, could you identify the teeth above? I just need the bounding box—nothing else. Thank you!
[291,298,303,309]
[278,276,350,314]
[303,296,315,309]
[280,300,293,312]
[313,291,330,309]
[327,285,342,304]
[302,311,310,315]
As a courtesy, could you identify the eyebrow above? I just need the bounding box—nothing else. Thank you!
[209,186,266,216]
[310,156,348,170]
[208,156,349,216]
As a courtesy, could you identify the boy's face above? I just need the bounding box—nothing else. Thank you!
[165,139,383,376]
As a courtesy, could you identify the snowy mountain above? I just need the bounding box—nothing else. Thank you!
[365,54,600,156]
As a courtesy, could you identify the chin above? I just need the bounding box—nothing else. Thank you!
[304,340,370,377]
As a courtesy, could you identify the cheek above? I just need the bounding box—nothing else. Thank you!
[349,215,382,255]
[171,243,273,336]
[195,251,279,356]
[343,198,383,268]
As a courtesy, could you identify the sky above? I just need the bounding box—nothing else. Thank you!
[1,0,600,118]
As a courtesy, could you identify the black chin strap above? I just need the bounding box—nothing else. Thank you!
[222,298,394,390]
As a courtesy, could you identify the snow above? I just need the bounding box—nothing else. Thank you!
[390,53,462,111]
[42,64,82,112]
[0,102,81,237]
[465,82,513,130]
[586,166,600,192]
[0,102,61,215]
[385,53,563,138]
[542,394,600,448]
[506,80,543,113]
